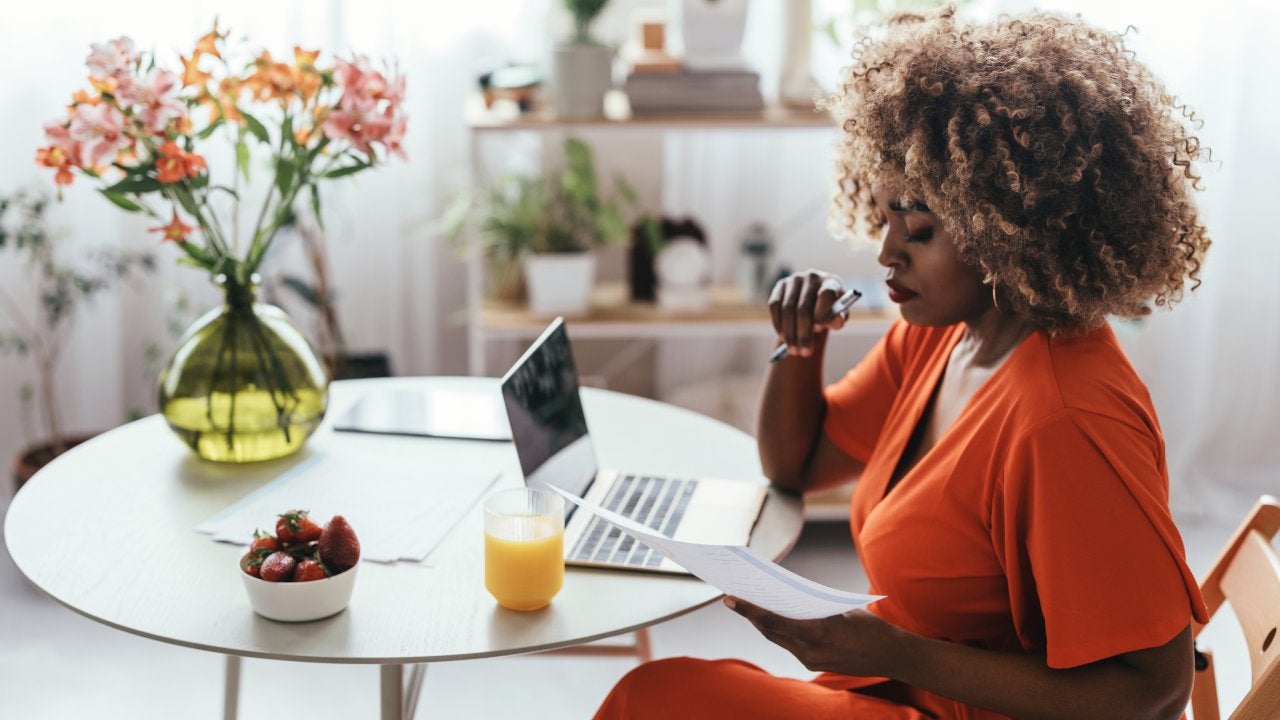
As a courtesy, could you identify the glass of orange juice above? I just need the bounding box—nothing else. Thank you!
[484,487,565,611]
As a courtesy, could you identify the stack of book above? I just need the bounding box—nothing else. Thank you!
[625,68,764,116]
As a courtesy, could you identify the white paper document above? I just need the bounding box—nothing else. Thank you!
[546,485,882,620]
[196,448,501,563]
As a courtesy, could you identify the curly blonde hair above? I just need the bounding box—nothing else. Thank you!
[822,7,1210,329]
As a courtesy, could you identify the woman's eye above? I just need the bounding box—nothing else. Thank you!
[905,228,934,242]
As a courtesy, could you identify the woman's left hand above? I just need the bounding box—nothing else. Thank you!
[724,597,904,678]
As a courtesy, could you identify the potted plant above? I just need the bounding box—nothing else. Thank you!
[472,136,655,315]
[553,0,615,119]
[0,187,154,491]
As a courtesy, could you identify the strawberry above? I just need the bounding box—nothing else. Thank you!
[249,529,280,555]
[294,558,329,582]
[259,551,297,582]
[276,510,323,546]
[286,540,320,562]
[240,551,263,578]
[318,515,361,573]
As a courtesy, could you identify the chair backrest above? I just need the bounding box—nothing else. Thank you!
[1191,495,1280,720]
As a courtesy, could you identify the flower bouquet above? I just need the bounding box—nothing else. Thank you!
[35,22,407,462]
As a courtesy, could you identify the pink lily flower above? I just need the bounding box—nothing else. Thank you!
[86,37,138,80]
[119,69,187,134]
[321,107,374,155]
[67,103,130,167]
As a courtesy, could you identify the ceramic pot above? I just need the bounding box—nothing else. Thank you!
[523,253,596,316]
[552,42,613,119]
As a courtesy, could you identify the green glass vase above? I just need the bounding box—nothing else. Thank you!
[158,275,329,463]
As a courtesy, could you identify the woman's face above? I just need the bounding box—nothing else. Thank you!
[872,181,993,327]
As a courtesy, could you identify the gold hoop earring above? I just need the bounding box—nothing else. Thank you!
[991,284,1005,315]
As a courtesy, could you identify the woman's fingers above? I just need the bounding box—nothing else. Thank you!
[767,271,847,359]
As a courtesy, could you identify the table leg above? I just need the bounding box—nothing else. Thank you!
[223,655,241,720]
[404,664,428,718]
[381,664,404,720]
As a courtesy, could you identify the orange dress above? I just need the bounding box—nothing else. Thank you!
[595,321,1207,719]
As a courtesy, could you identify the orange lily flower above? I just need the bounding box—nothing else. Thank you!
[244,50,295,103]
[149,209,195,243]
[292,47,323,103]
[180,54,212,88]
[88,76,118,96]
[194,21,222,59]
[199,76,244,124]
[35,146,76,186]
[155,141,207,183]
[70,89,101,107]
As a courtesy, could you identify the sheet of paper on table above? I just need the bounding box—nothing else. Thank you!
[196,447,501,563]
[545,485,883,620]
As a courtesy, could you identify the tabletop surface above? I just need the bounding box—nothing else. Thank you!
[5,377,803,664]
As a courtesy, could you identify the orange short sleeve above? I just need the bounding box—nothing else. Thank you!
[993,410,1207,668]
[822,321,911,463]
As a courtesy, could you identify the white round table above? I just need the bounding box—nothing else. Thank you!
[4,377,804,719]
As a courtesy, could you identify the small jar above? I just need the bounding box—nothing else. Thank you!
[738,223,773,303]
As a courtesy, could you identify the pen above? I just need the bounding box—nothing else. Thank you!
[768,289,862,363]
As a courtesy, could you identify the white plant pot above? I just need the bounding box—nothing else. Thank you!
[671,0,750,71]
[523,253,597,316]
[552,43,613,120]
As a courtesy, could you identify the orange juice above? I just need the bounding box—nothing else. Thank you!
[484,516,564,611]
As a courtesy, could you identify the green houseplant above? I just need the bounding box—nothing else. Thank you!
[553,0,615,118]
[0,187,153,489]
[465,136,656,314]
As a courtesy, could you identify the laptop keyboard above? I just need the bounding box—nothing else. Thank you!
[569,474,697,567]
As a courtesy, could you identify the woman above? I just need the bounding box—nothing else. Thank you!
[595,8,1211,720]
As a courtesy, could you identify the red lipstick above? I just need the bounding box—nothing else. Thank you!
[885,279,918,303]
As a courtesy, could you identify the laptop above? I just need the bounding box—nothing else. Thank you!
[499,317,768,574]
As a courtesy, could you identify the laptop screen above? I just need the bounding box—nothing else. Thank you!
[499,318,598,498]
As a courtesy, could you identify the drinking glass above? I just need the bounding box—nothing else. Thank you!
[484,487,565,611]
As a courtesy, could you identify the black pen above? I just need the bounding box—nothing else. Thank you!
[768,289,862,363]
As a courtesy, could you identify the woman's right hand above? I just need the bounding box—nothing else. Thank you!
[768,270,849,360]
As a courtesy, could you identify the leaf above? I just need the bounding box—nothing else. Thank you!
[236,141,250,182]
[209,185,240,201]
[99,190,143,213]
[323,161,371,179]
[172,187,201,218]
[197,119,224,140]
[310,184,324,230]
[306,137,331,164]
[279,275,325,306]
[241,111,270,145]
[275,157,296,198]
[104,176,161,195]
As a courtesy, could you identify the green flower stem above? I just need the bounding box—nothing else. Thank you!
[225,310,239,450]
[244,151,344,274]
[207,306,233,432]
[244,313,295,440]
[248,121,290,256]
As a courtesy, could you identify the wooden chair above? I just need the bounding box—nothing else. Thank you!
[1191,495,1280,720]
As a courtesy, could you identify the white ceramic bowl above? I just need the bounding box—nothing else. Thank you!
[240,563,358,622]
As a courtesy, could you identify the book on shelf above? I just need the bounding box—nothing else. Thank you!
[625,68,764,115]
